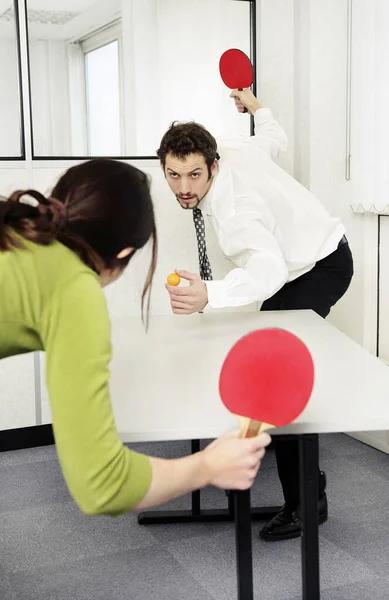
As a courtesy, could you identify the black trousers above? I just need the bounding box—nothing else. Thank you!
[261,239,354,507]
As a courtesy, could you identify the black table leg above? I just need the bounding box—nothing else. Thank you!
[191,439,201,515]
[299,434,320,600]
[138,503,279,525]
[234,489,254,600]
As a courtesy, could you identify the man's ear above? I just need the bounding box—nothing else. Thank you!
[117,247,134,259]
[211,159,218,176]
[160,161,165,176]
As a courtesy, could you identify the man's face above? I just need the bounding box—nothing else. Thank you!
[163,152,217,210]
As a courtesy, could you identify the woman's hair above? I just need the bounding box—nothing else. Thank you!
[0,158,157,326]
[157,121,220,178]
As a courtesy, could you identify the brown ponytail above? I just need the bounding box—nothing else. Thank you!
[0,190,104,273]
[1,159,158,327]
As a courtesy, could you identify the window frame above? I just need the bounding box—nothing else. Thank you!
[25,0,256,160]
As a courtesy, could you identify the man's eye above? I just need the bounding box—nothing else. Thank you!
[170,173,179,179]
[191,173,200,178]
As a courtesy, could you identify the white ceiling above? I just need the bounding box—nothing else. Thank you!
[0,0,121,40]
[0,0,96,18]
[26,0,98,12]
[27,0,121,41]
[27,10,80,26]
[0,3,12,20]
[0,1,11,16]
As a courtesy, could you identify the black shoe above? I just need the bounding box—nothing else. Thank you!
[319,470,326,496]
[259,494,328,541]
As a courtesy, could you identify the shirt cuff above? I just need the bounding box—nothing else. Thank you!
[205,280,231,309]
[254,107,273,124]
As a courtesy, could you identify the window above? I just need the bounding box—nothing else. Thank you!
[27,1,255,158]
[81,23,123,156]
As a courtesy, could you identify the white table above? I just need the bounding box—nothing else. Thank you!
[108,310,389,600]
[110,309,389,439]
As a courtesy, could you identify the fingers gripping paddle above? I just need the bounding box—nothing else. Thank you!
[219,48,253,113]
[219,328,314,438]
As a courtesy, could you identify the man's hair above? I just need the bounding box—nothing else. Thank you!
[157,122,220,178]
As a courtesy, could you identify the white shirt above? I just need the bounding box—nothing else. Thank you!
[200,108,345,309]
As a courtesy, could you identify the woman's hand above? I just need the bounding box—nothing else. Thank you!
[201,430,271,490]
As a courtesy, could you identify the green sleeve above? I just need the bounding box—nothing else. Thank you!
[41,272,152,516]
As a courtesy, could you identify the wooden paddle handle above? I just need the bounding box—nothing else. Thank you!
[236,416,275,438]
[238,88,248,113]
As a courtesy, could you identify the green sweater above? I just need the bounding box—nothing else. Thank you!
[0,234,152,516]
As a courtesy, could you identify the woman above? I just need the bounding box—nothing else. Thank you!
[0,158,270,516]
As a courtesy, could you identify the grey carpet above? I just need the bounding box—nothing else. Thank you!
[0,433,388,600]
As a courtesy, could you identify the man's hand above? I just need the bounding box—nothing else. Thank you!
[166,270,208,314]
[230,89,261,116]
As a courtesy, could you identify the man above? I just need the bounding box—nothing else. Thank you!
[157,89,354,541]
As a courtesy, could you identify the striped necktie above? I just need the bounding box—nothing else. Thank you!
[192,208,213,281]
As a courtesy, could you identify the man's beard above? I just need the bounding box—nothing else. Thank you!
[176,195,200,210]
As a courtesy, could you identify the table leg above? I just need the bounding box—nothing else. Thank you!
[0,424,54,452]
[137,504,279,525]
[191,439,201,515]
[299,434,320,600]
[234,489,254,600]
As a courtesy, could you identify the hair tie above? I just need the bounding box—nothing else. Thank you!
[37,196,68,230]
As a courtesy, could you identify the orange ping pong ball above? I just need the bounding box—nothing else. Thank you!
[167,273,180,286]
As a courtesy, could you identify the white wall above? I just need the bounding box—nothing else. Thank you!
[0,30,22,157]
[121,0,251,156]
[378,216,389,362]
[308,0,389,359]
[349,1,389,365]
[258,0,367,346]
[0,354,36,430]
[257,0,295,176]
[29,40,72,155]
[307,0,365,345]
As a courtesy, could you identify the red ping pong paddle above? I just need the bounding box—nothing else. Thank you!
[219,328,314,438]
[219,48,253,114]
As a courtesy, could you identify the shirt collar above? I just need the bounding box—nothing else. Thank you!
[198,169,219,216]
